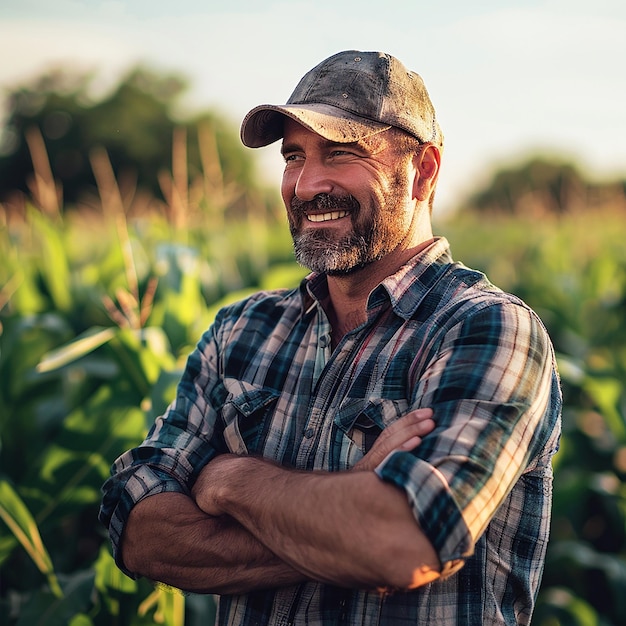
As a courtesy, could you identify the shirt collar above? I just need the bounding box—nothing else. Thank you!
[298,237,453,320]
[375,237,454,320]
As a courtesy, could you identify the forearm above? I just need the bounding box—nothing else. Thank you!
[194,457,441,591]
[121,492,308,594]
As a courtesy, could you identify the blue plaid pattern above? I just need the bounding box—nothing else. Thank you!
[100,237,561,625]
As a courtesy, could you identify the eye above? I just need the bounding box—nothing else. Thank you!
[283,156,299,168]
[283,153,303,163]
[330,150,352,157]
[329,145,369,159]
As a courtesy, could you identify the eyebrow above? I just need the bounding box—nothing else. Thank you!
[280,138,369,156]
[280,142,300,156]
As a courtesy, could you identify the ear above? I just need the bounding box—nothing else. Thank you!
[412,144,441,202]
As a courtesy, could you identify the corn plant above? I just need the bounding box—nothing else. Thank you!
[2,120,625,623]
[0,200,302,623]
[0,127,299,625]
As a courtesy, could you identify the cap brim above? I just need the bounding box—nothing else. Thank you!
[240,103,391,148]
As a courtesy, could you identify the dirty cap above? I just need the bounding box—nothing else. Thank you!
[241,50,443,149]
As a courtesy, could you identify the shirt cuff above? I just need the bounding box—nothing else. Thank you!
[102,465,187,578]
[375,449,474,574]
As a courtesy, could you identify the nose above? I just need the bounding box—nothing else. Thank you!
[293,159,334,202]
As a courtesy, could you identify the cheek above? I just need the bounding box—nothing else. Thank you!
[281,167,301,204]
[280,177,290,206]
[280,179,300,229]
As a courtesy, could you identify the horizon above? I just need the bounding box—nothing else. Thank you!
[1,0,625,212]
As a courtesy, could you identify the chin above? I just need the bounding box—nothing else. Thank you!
[324,262,372,277]
[296,255,374,276]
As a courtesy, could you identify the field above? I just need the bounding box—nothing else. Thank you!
[1,196,625,625]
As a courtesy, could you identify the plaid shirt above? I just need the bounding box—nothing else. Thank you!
[100,237,562,625]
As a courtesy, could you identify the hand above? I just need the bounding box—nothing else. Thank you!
[192,453,239,517]
[352,408,434,472]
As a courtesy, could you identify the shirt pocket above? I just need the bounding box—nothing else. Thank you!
[335,397,410,453]
[220,378,279,455]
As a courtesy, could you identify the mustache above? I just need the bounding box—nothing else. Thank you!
[290,193,360,216]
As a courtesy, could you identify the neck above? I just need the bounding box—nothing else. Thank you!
[322,238,435,348]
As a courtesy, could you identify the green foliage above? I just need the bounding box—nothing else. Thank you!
[1,166,625,623]
[0,194,299,623]
[0,479,62,598]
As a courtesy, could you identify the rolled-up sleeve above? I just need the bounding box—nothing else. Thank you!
[99,322,226,574]
[376,299,559,575]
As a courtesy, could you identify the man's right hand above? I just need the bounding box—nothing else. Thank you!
[352,408,435,472]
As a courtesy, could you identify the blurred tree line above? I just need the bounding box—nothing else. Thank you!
[1,65,625,219]
[0,66,278,221]
[465,157,626,216]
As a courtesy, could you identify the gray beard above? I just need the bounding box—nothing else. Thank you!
[289,193,373,275]
[288,184,408,275]
[292,227,376,275]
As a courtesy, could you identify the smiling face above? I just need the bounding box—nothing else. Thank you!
[280,119,427,276]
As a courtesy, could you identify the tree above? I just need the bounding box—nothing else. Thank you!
[0,66,265,214]
[463,156,625,216]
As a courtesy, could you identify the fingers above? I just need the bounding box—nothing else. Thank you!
[405,408,434,424]
[388,408,433,430]
[378,408,434,442]
[375,421,433,453]
[352,408,435,471]
[400,435,422,450]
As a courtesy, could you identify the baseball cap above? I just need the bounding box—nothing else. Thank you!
[240,50,443,149]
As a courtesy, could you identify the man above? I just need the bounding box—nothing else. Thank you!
[100,50,562,624]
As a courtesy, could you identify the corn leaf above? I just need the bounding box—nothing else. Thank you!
[37,327,116,373]
[0,478,63,598]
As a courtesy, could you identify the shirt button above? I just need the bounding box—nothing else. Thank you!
[304,428,314,439]
[319,334,330,348]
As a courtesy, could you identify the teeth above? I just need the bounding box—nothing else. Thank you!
[307,210,349,223]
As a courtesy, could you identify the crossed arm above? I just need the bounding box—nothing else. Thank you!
[120,409,439,594]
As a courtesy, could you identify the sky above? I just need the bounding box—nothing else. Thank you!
[0,0,625,212]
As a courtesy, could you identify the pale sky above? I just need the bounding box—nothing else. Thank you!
[1,0,625,211]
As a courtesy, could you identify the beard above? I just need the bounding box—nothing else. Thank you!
[289,178,410,276]
[290,194,369,275]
